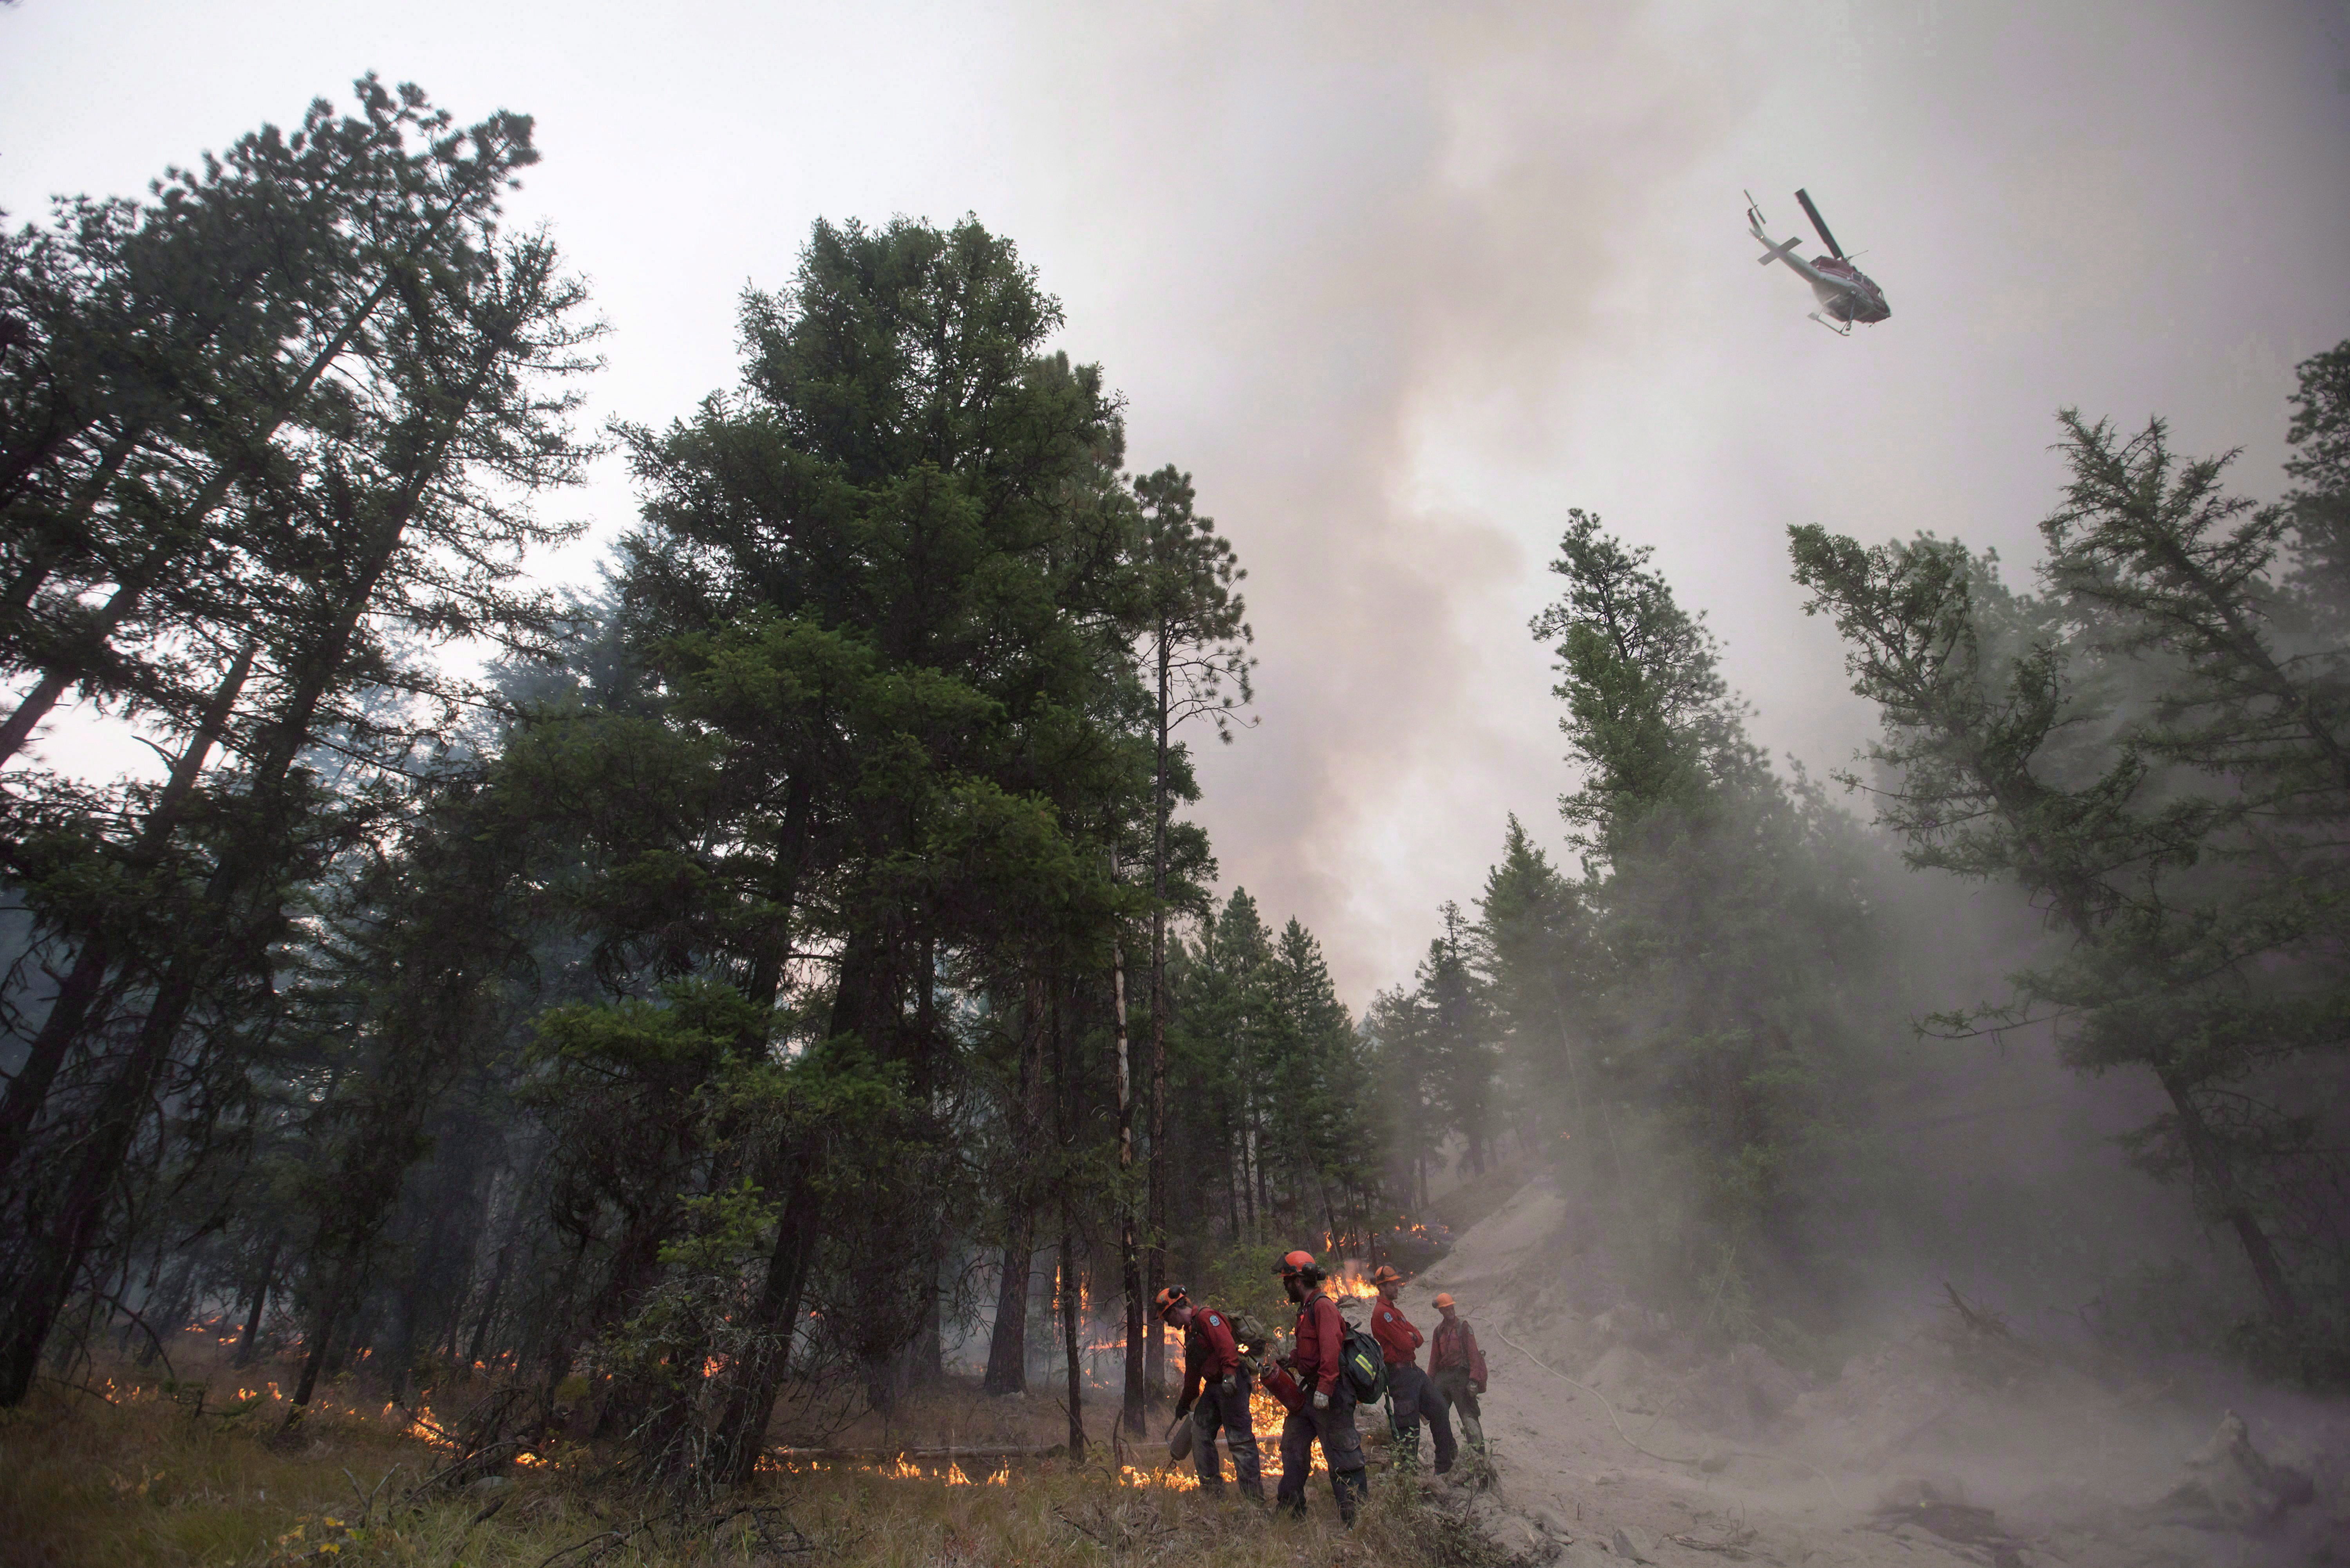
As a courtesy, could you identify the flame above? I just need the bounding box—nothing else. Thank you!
[1330,1275,1379,1300]
[1246,1384,1327,1475]
[945,1463,972,1485]
[987,1462,1010,1486]
[880,1457,922,1479]
[1120,1464,1200,1490]
[701,1355,726,1380]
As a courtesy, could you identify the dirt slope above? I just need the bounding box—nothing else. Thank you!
[1391,1174,2349,1567]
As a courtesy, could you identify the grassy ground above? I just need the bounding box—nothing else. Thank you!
[0,1360,1516,1568]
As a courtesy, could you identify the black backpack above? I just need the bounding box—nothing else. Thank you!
[1337,1316,1388,1404]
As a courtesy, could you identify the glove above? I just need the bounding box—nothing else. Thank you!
[1174,1401,1193,1422]
[1312,1390,1330,1411]
[1219,1375,1238,1399]
[1472,1383,1486,1395]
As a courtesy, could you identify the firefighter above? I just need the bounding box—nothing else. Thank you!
[1368,1263,1455,1475]
[1158,1285,1264,1501]
[1273,1249,1368,1524]
[1428,1292,1490,1471]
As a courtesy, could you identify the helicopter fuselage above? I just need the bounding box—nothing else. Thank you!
[1749,211,1890,325]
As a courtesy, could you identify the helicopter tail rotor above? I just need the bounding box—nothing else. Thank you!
[1794,188,1845,259]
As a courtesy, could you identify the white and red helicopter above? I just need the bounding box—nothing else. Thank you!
[1746,188,1889,335]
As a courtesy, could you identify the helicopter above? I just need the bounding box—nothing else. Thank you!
[1745,188,1889,335]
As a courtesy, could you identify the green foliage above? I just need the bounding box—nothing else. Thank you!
[1161,890,1379,1268]
[1195,1239,1296,1332]
[1439,512,1899,1332]
[1530,510,1753,850]
[1366,902,1500,1198]
[1788,341,2350,1365]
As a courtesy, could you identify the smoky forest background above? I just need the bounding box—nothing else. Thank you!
[3,79,2346,1496]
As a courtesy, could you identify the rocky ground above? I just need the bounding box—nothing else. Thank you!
[1379,1176,2350,1567]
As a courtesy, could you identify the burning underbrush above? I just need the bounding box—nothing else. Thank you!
[0,1345,1528,1568]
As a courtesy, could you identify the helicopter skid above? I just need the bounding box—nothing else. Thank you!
[1806,312,1853,337]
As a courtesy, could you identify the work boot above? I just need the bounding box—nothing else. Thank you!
[1334,1469,1367,1526]
[1466,1442,1494,1490]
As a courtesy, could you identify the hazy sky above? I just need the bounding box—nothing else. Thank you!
[5,0,2347,1007]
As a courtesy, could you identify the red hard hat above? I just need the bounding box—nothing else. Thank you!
[1371,1264,1404,1288]
[1153,1285,1188,1318]
[1276,1250,1322,1279]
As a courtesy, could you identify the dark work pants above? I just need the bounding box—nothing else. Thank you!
[1276,1380,1367,1519]
[1432,1364,1486,1452]
[1386,1361,1457,1473]
[1188,1373,1264,1499]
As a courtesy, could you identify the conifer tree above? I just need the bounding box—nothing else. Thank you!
[1499,511,1881,1323]
[1124,466,1251,1402]
[1790,345,2350,1351]
[0,104,598,1404]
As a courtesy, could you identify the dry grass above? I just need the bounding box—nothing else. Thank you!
[0,1362,1518,1568]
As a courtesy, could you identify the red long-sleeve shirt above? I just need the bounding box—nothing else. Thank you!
[1177,1306,1244,1411]
[1371,1293,1423,1367]
[1430,1317,1486,1386]
[1290,1292,1346,1395]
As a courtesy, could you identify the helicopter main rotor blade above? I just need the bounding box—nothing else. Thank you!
[1794,188,1845,258]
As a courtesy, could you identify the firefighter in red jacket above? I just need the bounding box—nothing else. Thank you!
[1428,1292,1489,1466]
[1157,1286,1263,1501]
[1274,1249,1368,1523]
[1369,1263,1457,1474]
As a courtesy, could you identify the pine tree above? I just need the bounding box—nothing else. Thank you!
[1123,465,1252,1404]
[0,118,598,1404]
[1514,510,1880,1325]
[1790,349,2350,1351]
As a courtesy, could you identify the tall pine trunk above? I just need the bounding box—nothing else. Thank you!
[1059,1219,1084,1461]
[983,976,1048,1395]
[233,1238,278,1369]
[1113,934,1144,1434]
[709,1169,823,1485]
[1144,636,1171,1404]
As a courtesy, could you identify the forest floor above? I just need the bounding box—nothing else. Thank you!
[0,1346,1509,1568]
[1398,1173,2350,1568]
[14,1173,2350,1567]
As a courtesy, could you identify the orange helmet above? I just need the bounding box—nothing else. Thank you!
[1276,1249,1323,1282]
[1153,1285,1189,1318]
[1432,1292,1456,1310]
[1371,1264,1405,1289]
